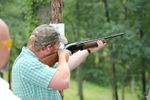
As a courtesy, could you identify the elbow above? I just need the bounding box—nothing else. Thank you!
[59,78,70,90]
[58,69,70,90]
[53,77,70,90]
[49,73,70,90]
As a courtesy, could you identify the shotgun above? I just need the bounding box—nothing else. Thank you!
[41,32,124,67]
[66,32,124,53]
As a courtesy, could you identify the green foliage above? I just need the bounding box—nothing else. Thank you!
[0,0,28,68]
[63,0,150,91]
[0,0,149,99]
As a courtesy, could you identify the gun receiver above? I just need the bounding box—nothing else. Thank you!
[65,33,124,53]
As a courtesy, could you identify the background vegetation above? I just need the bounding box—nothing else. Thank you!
[0,0,150,100]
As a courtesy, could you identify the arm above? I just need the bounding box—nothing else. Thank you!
[68,50,89,71]
[49,49,71,90]
[68,40,105,71]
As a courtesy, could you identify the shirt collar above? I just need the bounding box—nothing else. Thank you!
[21,47,38,59]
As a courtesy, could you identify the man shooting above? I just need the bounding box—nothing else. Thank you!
[12,24,105,100]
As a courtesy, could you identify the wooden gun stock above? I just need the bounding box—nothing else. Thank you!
[41,53,58,67]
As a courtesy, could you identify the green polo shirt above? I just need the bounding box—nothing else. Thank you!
[12,47,61,100]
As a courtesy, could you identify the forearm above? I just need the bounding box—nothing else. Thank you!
[49,56,70,90]
[58,57,70,78]
[68,40,105,71]
[68,50,89,71]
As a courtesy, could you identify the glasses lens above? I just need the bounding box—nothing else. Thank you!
[0,40,13,48]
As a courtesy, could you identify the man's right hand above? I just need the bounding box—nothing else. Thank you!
[58,49,71,62]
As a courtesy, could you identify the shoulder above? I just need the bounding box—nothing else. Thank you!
[14,56,40,67]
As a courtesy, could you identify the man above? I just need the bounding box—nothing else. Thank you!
[12,24,105,100]
[0,19,20,100]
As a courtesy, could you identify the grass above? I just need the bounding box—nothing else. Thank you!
[64,79,138,100]
[2,73,139,100]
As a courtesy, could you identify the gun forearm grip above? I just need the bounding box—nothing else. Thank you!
[83,41,98,49]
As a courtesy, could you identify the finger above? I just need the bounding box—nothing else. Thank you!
[58,48,63,55]
[66,49,72,55]
[101,39,106,43]
[97,40,104,46]
[99,40,107,46]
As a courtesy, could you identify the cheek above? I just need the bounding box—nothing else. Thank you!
[43,50,48,55]
[50,46,58,53]
[0,46,10,68]
[42,50,50,58]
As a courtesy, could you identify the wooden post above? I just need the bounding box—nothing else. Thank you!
[50,0,64,99]
[50,0,63,23]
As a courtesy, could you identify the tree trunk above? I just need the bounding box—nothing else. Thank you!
[8,62,12,89]
[130,75,135,93]
[147,91,150,100]
[50,0,63,23]
[50,0,64,99]
[112,82,115,100]
[0,72,3,78]
[139,29,146,100]
[112,62,119,100]
[122,80,125,100]
[141,65,146,100]
[77,67,84,100]
[74,0,84,100]
[103,0,110,22]
[71,22,84,100]
[103,0,119,100]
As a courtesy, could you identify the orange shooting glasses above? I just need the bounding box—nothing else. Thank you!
[0,39,13,49]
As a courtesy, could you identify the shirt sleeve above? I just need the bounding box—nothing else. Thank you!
[19,58,57,89]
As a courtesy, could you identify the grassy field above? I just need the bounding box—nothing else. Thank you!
[2,73,139,100]
[64,79,138,100]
